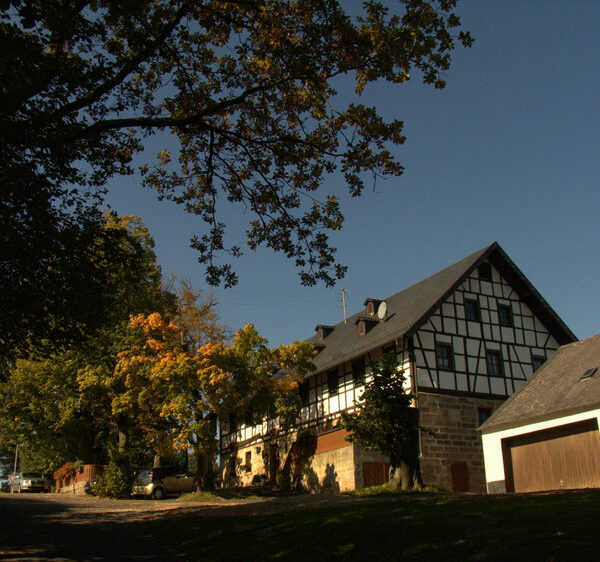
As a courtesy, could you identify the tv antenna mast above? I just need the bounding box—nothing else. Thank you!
[341,288,348,323]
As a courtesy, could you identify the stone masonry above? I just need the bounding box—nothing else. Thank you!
[418,392,504,493]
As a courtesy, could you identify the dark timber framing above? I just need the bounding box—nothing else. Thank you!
[220,243,576,493]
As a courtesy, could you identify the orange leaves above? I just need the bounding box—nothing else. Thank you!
[129,312,180,337]
[102,312,316,454]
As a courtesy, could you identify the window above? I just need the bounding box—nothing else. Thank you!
[498,304,513,327]
[532,355,545,371]
[352,357,365,385]
[486,350,504,376]
[477,407,493,426]
[464,299,481,321]
[478,263,492,281]
[299,381,309,406]
[245,451,252,471]
[327,369,339,395]
[435,343,454,371]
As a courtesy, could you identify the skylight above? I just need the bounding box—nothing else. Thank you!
[580,368,598,380]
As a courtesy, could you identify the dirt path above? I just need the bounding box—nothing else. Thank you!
[0,491,454,560]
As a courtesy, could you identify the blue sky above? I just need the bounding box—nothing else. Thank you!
[105,0,600,346]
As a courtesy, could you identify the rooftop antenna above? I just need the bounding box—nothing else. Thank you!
[341,288,348,324]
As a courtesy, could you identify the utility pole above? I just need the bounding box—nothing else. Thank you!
[13,443,19,475]
[341,288,348,324]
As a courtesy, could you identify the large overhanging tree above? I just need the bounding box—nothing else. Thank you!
[2,0,472,292]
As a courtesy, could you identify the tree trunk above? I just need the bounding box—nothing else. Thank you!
[389,429,423,491]
[195,451,214,490]
[388,458,423,491]
[117,426,127,453]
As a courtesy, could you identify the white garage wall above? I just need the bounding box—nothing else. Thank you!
[482,408,600,489]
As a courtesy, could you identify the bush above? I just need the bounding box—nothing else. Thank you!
[93,450,131,498]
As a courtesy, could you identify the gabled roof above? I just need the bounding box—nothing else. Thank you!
[305,242,576,375]
[481,334,600,434]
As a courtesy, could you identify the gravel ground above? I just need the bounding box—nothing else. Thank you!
[0,492,391,560]
[0,489,468,560]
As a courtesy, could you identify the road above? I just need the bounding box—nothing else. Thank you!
[0,493,187,560]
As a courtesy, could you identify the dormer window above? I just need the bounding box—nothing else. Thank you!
[315,325,335,341]
[364,298,382,317]
[355,317,378,336]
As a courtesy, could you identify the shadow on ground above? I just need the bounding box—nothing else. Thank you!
[0,494,171,560]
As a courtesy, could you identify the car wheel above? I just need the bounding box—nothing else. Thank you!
[152,487,165,500]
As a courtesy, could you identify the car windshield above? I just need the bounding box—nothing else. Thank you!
[21,472,43,478]
[134,470,152,485]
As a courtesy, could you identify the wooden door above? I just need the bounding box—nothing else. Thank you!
[362,462,390,488]
[503,418,600,493]
[451,462,470,492]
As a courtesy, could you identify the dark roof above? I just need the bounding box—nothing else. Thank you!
[305,242,576,376]
[481,334,600,433]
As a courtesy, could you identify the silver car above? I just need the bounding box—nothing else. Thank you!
[10,472,51,493]
[131,467,197,500]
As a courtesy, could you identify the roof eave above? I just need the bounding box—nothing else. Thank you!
[480,402,600,435]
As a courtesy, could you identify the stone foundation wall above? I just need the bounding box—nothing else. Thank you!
[221,436,292,487]
[57,480,92,495]
[418,392,504,493]
[221,429,359,491]
[300,444,355,492]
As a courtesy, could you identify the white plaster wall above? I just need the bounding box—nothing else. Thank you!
[482,408,600,485]
[223,343,411,449]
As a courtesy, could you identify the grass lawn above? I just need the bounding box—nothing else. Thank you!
[148,489,600,560]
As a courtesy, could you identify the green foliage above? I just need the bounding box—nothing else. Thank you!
[341,353,422,489]
[178,490,229,503]
[0,356,106,473]
[0,213,176,470]
[0,211,176,369]
[93,449,133,499]
[344,482,442,497]
[1,0,472,290]
[342,354,416,458]
[214,323,316,427]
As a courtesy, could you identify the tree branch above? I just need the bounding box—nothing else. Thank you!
[77,79,287,137]
[48,2,192,124]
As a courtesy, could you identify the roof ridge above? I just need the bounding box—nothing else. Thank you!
[311,242,496,334]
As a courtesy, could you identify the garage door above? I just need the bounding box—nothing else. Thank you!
[502,418,600,493]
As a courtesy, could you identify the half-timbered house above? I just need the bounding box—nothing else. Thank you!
[220,242,576,493]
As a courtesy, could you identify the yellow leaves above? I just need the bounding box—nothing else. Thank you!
[272,377,299,393]
[157,148,171,166]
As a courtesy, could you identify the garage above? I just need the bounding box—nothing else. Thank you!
[502,418,600,493]
[480,335,600,494]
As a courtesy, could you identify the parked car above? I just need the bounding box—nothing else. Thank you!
[131,467,197,499]
[0,477,10,492]
[10,472,51,493]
